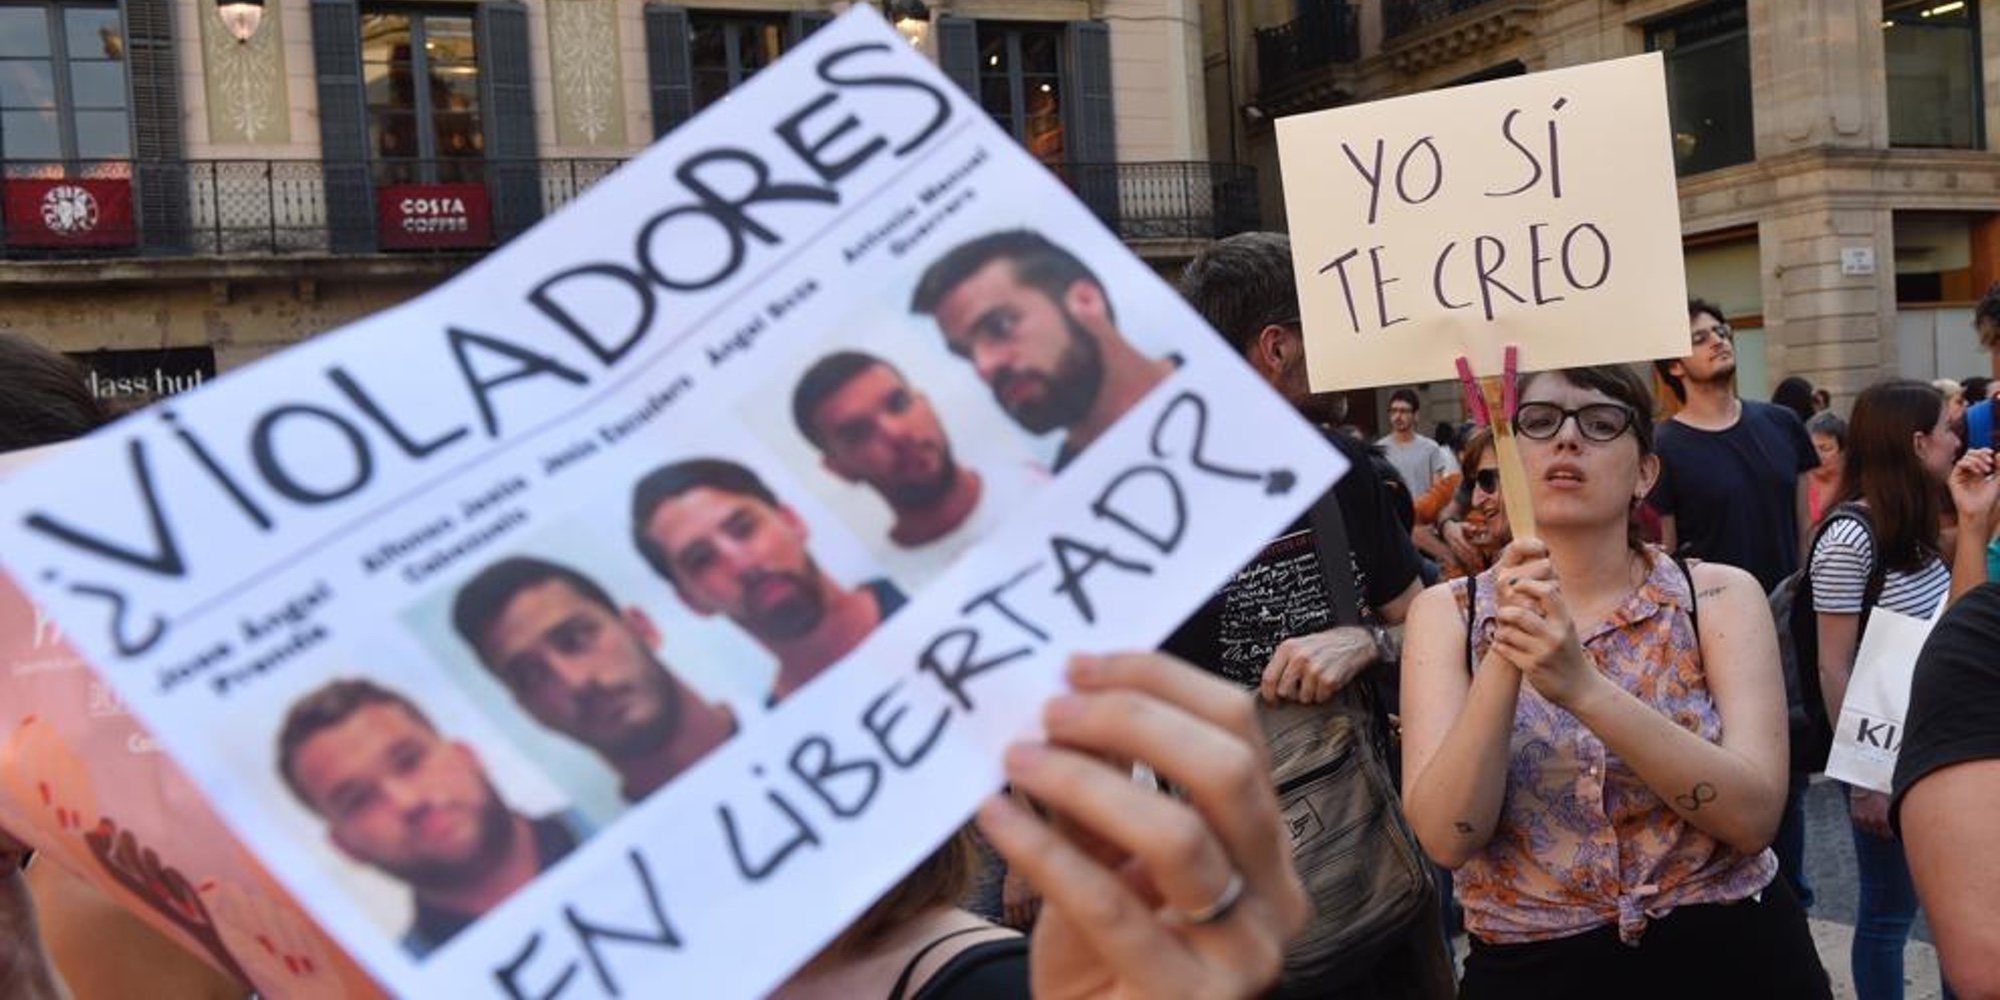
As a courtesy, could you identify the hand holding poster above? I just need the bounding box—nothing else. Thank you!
[1275,53,1689,392]
[0,8,1343,998]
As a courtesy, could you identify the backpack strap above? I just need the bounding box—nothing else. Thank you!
[1462,574,1479,676]
[1303,488,1363,629]
[1671,553,1700,635]
[887,926,1000,1000]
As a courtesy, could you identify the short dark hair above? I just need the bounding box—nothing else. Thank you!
[0,335,108,452]
[1388,388,1421,411]
[1177,232,1299,357]
[1518,364,1659,552]
[278,679,436,809]
[791,351,905,449]
[1655,298,1730,402]
[910,229,1109,320]
[452,556,620,663]
[1963,376,1992,403]
[1806,410,1846,448]
[631,459,779,583]
[1518,364,1657,457]
[1976,282,2000,348]
[1772,376,1816,424]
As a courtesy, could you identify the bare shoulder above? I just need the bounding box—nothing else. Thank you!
[1409,578,1466,624]
[1685,559,1759,604]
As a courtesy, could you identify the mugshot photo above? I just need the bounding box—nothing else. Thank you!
[242,648,589,961]
[399,515,769,823]
[742,222,1185,593]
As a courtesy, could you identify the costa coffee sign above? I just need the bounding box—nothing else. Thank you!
[3,178,137,249]
[376,183,494,250]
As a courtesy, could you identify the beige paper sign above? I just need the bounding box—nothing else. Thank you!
[1276,53,1689,390]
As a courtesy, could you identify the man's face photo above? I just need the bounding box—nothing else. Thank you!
[641,487,830,643]
[810,363,959,508]
[288,701,513,889]
[932,259,1107,434]
[472,579,677,760]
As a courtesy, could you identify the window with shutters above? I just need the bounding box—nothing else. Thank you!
[0,2,129,177]
[976,23,1064,166]
[360,8,483,183]
[688,10,786,112]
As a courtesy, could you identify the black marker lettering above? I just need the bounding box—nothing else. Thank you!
[919,627,1034,712]
[448,326,591,438]
[248,405,374,505]
[789,735,881,818]
[526,264,657,367]
[1091,464,1187,556]
[1049,534,1154,625]
[863,682,950,769]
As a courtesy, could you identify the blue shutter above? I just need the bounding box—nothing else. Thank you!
[935,16,978,98]
[310,0,375,252]
[124,0,189,252]
[789,10,833,42]
[644,4,694,139]
[1065,21,1118,230]
[478,1,542,242]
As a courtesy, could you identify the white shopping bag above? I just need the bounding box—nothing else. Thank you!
[1824,596,1947,793]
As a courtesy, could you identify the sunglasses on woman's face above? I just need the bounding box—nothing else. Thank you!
[1472,468,1501,494]
[1511,402,1638,442]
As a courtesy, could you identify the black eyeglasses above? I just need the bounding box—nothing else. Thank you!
[1511,402,1638,442]
[1690,323,1734,347]
[1471,468,1501,493]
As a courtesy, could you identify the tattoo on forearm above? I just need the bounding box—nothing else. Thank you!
[1673,782,1718,811]
[1697,587,1724,600]
[1453,821,1475,835]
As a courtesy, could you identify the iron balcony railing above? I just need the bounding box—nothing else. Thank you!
[1384,0,1509,39]
[0,157,1258,260]
[1255,0,1361,97]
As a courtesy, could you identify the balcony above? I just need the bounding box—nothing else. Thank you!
[1068,162,1261,243]
[1255,0,1361,116]
[1382,0,1538,74]
[0,158,1255,266]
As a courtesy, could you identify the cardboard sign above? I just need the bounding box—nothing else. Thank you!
[377,183,495,250]
[3,178,137,249]
[0,9,1343,998]
[1276,53,1689,391]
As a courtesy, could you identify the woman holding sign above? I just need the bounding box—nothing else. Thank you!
[1400,364,1829,998]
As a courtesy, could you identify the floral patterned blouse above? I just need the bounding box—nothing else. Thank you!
[1450,549,1777,945]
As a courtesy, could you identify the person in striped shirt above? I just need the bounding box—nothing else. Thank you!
[1808,379,1960,1000]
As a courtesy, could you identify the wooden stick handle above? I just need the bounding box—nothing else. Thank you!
[1480,376,1537,541]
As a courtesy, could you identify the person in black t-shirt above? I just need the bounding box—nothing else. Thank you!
[1889,446,1999,998]
[1175,232,1450,1000]
[1650,300,1820,590]
[1174,233,1424,699]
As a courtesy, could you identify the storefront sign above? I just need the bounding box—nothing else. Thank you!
[3,178,137,249]
[376,183,493,250]
[67,347,217,407]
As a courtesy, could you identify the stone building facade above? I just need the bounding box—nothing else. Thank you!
[1207,0,2000,419]
[0,0,1222,402]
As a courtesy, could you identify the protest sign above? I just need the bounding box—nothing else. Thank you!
[0,8,1344,997]
[1275,53,1689,392]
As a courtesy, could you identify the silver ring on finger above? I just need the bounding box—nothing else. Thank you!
[1167,871,1245,926]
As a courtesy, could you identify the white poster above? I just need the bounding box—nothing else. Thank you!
[0,9,1343,997]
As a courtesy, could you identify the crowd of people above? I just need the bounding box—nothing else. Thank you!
[6,233,2000,1000]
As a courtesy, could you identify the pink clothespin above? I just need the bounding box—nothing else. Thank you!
[1500,344,1520,422]
[1455,356,1490,427]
